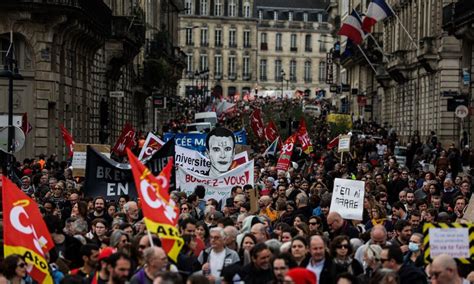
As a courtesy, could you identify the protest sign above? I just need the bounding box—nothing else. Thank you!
[175,145,248,175]
[84,140,175,199]
[72,143,110,177]
[338,135,351,153]
[423,222,473,264]
[329,178,365,220]
[138,132,164,160]
[176,160,254,202]
[163,130,247,153]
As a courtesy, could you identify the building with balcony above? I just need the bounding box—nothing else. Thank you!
[178,0,258,99]
[328,0,467,145]
[255,0,332,97]
[0,0,146,158]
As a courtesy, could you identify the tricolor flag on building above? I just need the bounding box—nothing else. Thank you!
[362,0,394,33]
[338,10,365,45]
[127,149,183,262]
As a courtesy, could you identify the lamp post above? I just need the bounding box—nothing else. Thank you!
[0,36,23,177]
[280,69,285,96]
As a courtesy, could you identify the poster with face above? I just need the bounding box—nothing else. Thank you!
[205,127,236,177]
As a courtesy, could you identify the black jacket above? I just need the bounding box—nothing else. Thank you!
[398,263,428,284]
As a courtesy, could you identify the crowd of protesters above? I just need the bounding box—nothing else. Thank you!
[1,96,474,284]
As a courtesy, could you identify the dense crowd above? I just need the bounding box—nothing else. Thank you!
[1,96,474,284]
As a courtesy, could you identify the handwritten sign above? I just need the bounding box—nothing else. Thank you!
[338,135,351,153]
[429,227,470,259]
[329,178,365,220]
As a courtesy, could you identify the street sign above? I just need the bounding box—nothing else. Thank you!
[341,84,351,92]
[0,126,26,153]
[447,97,468,112]
[153,96,166,108]
[455,105,469,119]
[109,91,124,98]
[441,90,459,97]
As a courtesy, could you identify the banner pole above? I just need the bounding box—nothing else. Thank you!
[386,3,419,49]
[147,230,155,247]
[356,45,378,73]
[367,33,389,63]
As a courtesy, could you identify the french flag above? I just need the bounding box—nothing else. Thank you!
[338,10,365,45]
[362,0,394,33]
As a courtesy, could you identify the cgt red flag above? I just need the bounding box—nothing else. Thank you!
[327,136,339,150]
[127,149,183,262]
[60,124,75,158]
[264,120,279,142]
[250,109,265,141]
[297,118,313,154]
[112,123,136,156]
[276,134,297,172]
[2,176,54,284]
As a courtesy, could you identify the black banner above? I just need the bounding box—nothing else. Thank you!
[84,139,175,200]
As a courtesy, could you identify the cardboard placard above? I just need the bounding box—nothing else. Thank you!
[72,144,110,177]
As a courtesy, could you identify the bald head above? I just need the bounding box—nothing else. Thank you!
[432,254,457,270]
[431,254,460,284]
[370,225,387,246]
[250,223,267,243]
[143,246,168,270]
[327,212,343,231]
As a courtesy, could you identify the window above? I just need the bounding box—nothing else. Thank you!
[185,28,194,46]
[290,60,296,82]
[243,56,250,79]
[185,0,192,15]
[275,60,282,81]
[303,12,308,22]
[304,61,312,82]
[260,33,268,50]
[215,29,222,47]
[244,2,251,18]
[275,33,282,51]
[200,28,208,46]
[305,34,312,51]
[229,0,236,17]
[274,11,278,20]
[228,55,236,78]
[214,55,222,78]
[290,34,297,51]
[200,0,208,15]
[320,40,326,52]
[186,54,193,73]
[319,61,326,82]
[229,29,236,47]
[200,54,208,71]
[243,30,250,48]
[214,0,222,16]
[318,13,323,23]
[259,59,267,81]
[258,10,263,20]
[289,12,293,21]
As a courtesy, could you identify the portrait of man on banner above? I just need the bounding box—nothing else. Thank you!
[205,127,236,177]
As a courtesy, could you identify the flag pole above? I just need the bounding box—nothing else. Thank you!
[147,230,155,247]
[356,45,378,73]
[385,3,419,49]
[367,33,389,63]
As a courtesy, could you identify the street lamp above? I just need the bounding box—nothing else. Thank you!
[0,37,24,177]
[280,69,285,95]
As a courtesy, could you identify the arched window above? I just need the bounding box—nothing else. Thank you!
[243,1,251,18]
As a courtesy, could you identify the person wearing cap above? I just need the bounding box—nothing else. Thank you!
[285,267,317,284]
[91,247,116,284]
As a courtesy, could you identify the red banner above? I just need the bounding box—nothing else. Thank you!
[264,120,279,142]
[276,134,297,172]
[60,124,75,158]
[2,176,54,284]
[127,149,183,262]
[21,113,32,135]
[112,123,136,156]
[250,109,265,141]
[297,118,313,154]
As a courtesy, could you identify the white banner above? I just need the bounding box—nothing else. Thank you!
[176,160,254,202]
[175,145,249,175]
[329,178,365,220]
[138,132,164,160]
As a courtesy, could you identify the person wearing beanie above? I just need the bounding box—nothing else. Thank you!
[285,268,317,284]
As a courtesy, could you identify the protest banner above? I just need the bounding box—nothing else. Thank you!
[329,178,365,220]
[176,160,254,202]
[276,134,297,172]
[84,140,175,199]
[163,129,247,153]
[423,222,473,264]
[138,132,164,160]
[175,145,248,175]
[72,144,110,177]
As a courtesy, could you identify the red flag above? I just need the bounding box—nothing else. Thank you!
[297,118,313,154]
[276,134,297,172]
[327,136,339,150]
[21,113,32,135]
[2,176,54,284]
[264,120,279,142]
[250,109,265,141]
[112,123,136,156]
[127,149,183,262]
[60,124,75,158]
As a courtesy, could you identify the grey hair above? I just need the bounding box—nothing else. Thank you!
[210,227,226,238]
[296,192,308,205]
[143,247,157,264]
[72,218,88,235]
[265,239,282,255]
[223,226,239,239]
[365,244,382,262]
[412,233,424,241]
[109,230,127,247]
[123,201,137,213]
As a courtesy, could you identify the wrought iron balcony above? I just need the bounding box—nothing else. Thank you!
[443,0,474,37]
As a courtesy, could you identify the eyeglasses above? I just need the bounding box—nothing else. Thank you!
[337,244,349,249]
[17,263,26,268]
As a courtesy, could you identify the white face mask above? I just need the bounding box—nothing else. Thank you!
[408,242,420,252]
